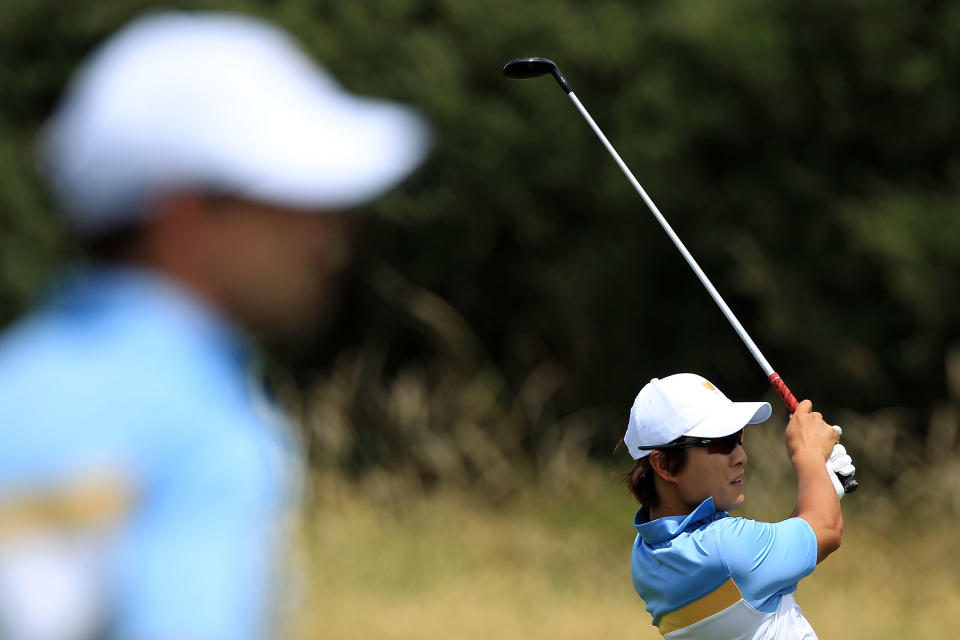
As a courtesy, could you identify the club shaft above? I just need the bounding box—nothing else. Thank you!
[567,92,775,377]
[564,89,856,493]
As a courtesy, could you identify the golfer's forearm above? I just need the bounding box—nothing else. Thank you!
[791,450,843,562]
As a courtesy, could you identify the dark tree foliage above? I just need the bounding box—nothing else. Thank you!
[4,0,960,475]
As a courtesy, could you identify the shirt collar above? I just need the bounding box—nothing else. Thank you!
[633,497,729,544]
[47,265,251,368]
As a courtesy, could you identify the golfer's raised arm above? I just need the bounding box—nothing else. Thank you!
[786,400,843,563]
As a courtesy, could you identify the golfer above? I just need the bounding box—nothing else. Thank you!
[0,10,427,640]
[622,373,855,639]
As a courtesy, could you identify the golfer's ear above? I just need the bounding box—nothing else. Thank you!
[649,451,680,482]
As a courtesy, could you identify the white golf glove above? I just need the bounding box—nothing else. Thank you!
[825,425,856,500]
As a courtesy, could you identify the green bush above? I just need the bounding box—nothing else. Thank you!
[4,0,960,481]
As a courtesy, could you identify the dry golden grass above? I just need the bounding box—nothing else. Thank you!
[284,456,960,640]
[280,265,960,637]
[288,471,654,640]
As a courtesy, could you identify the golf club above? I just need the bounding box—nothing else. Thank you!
[503,56,857,494]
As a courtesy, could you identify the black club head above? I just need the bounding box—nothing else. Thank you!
[502,57,572,93]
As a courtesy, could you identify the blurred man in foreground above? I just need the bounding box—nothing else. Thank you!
[0,10,428,640]
[621,373,855,639]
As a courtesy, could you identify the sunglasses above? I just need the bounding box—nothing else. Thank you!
[639,429,745,455]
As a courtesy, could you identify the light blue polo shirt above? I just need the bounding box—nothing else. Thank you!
[632,498,818,631]
[0,268,298,640]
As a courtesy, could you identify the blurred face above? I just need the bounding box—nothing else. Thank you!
[198,196,355,339]
[671,431,748,512]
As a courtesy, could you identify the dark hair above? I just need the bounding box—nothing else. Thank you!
[619,442,689,507]
[77,222,146,263]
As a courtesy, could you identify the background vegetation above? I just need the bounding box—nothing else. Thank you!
[4,0,960,636]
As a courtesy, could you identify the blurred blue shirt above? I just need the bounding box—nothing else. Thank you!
[0,268,299,640]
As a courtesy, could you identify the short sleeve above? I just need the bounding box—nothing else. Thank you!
[714,517,818,613]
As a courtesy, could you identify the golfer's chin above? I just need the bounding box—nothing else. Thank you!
[255,305,336,348]
[240,279,343,340]
[714,491,746,512]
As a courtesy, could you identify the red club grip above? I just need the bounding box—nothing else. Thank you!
[767,372,859,494]
[768,372,798,413]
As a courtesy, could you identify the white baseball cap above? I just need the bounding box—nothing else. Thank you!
[624,373,772,460]
[38,10,430,235]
